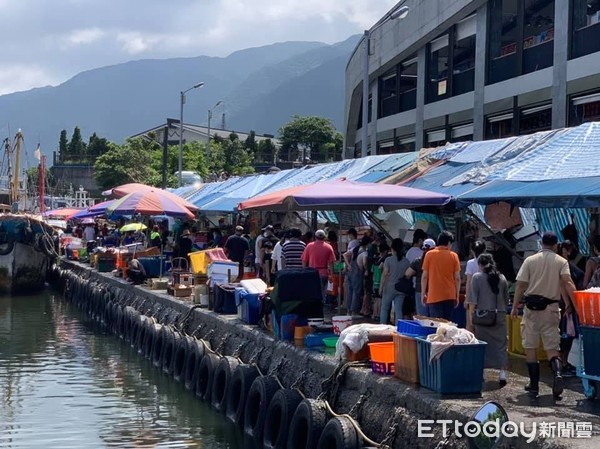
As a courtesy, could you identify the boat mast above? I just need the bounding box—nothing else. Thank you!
[39,152,46,214]
[12,130,22,206]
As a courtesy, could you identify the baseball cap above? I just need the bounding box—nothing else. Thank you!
[235,225,244,232]
[315,229,326,239]
[422,238,436,249]
[262,225,274,231]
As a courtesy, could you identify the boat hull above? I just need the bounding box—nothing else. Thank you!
[0,242,50,294]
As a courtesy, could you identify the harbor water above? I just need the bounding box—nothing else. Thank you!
[0,291,243,448]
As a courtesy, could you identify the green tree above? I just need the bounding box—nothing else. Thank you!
[68,126,86,160]
[94,138,159,190]
[222,133,254,175]
[26,166,53,191]
[58,129,68,161]
[149,140,209,187]
[256,138,278,164]
[244,130,258,160]
[279,115,343,163]
[87,133,110,159]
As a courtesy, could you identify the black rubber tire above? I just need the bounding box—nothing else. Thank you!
[184,339,206,391]
[316,416,360,449]
[226,364,259,426]
[196,352,220,402]
[103,301,113,327]
[144,323,161,360]
[0,241,15,256]
[130,315,143,349]
[211,356,240,413]
[243,375,280,443]
[287,399,328,449]
[263,389,304,449]
[136,318,150,354]
[111,303,120,335]
[152,325,167,368]
[172,335,193,383]
[161,329,179,375]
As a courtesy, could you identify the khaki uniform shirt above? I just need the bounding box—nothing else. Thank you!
[516,249,570,301]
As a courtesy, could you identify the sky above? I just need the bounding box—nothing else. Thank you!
[0,0,400,96]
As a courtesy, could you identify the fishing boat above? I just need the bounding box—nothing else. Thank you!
[0,131,57,294]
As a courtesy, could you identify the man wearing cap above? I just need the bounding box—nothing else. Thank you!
[302,229,337,301]
[421,231,461,321]
[406,238,436,317]
[406,229,428,263]
[511,232,576,399]
[225,226,250,281]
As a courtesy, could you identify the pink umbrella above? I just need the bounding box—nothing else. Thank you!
[238,178,452,211]
[107,190,195,218]
[43,207,84,219]
[106,183,198,211]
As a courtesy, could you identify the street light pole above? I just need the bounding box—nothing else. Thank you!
[178,82,204,187]
[206,100,223,162]
[360,4,410,158]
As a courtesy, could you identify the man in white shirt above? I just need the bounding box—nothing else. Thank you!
[83,224,96,242]
[405,229,428,263]
[255,225,273,277]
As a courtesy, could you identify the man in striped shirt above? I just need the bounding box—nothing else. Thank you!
[281,228,306,269]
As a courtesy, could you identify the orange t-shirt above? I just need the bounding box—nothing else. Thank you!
[422,246,460,303]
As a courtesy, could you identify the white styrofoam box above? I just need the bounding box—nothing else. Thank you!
[512,224,539,241]
[240,278,268,294]
[208,260,239,279]
[516,239,541,252]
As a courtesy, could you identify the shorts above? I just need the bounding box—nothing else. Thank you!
[521,304,561,351]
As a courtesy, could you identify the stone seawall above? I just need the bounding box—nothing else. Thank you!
[51,260,583,449]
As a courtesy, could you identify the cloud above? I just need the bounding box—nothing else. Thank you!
[0,0,400,93]
[0,64,57,95]
[65,28,105,46]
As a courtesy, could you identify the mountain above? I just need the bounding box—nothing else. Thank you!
[0,37,359,166]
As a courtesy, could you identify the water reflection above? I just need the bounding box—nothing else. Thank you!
[0,292,241,448]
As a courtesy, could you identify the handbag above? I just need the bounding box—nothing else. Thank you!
[471,287,501,327]
[395,277,414,295]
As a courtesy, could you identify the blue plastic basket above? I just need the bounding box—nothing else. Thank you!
[304,333,337,347]
[416,337,487,394]
[580,326,600,376]
[397,320,437,337]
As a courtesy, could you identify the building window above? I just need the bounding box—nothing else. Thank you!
[426,129,447,147]
[427,35,450,103]
[397,136,416,153]
[379,70,398,118]
[572,0,600,58]
[399,57,417,112]
[486,112,514,138]
[488,0,519,84]
[570,92,600,125]
[520,104,552,134]
[453,16,476,96]
[522,0,555,74]
[378,139,396,155]
[451,123,474,142]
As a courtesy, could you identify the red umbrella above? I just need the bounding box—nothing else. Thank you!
[105,183,198,211]
[43,207,84,219]
[238,178,452,211]
[107,190,195,218]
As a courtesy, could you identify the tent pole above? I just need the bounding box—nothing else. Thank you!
[363,211,392,241]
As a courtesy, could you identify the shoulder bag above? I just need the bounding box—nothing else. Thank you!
[471,282,501,327]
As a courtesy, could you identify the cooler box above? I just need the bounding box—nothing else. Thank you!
[580,326,600,376]
[189,248,229,274]
[214,283,239,314]
[137,257,161,277]
[240,291,262,325]
[393,332,420,383]
[235,287,246,320]
[416,337,487,394]
[208,260,239,286]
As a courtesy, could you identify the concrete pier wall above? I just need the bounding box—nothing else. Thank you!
[51,260,574,449]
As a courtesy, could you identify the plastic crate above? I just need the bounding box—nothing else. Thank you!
[393,332,419,383]
[397,320,437,337]
[574,291,600,326]
[369,342,395,375]
[416,337,487,394]
[580,326,600,376]
[508,315,547,359]
[97,258,116,273]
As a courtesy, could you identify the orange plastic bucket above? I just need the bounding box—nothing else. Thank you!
[574,291,600,326]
